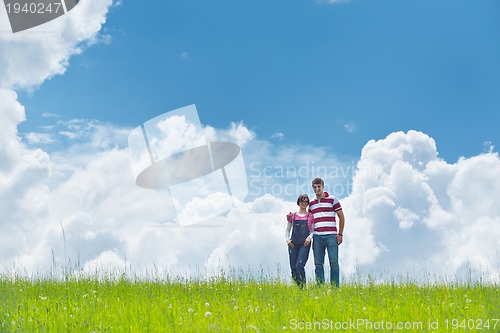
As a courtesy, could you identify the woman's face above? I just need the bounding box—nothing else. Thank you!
[299,197,309,207]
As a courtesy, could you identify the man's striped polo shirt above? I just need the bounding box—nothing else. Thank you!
[308,192,342,235]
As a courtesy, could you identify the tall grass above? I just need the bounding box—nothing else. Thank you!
[1,271,498,332]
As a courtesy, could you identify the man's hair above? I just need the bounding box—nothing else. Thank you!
[312,177,324,187]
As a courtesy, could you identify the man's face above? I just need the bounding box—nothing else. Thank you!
[312,183,324,196]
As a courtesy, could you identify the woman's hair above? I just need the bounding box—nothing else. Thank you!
[296,193,310,205]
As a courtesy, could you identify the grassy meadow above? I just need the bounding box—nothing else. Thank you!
[1,272,499,332]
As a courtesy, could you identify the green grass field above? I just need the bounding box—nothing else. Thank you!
[1,273,499,332]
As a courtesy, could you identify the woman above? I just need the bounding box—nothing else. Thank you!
[285,193,314,287]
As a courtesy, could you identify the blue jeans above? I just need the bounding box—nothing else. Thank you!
[288,243,311,287]
[313,234,339,286]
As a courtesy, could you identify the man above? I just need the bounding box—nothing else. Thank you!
[308,177,345,286]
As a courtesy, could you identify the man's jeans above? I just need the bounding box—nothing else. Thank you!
[313,234,339,286]
[288,243,311,287]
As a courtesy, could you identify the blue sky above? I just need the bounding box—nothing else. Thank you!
[2,0,500,282]
[18,0,500,162]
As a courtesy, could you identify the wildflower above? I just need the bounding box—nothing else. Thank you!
[233,306,239,311]
[205,311,212,317]
[205,302,210,307]
[188,308,193,313]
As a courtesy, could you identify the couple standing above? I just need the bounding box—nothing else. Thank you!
[285,177,345,287]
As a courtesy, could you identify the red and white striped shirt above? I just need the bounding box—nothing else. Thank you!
[308,192,342,235]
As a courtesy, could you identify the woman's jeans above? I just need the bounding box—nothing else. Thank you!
[313,234,340,286]
[288,243,311,286]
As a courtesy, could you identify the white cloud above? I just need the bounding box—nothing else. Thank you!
[343,121,357,133]
[483,141,495,154]
[0,0,123,273]
[229,121,255,146]
[271,132,285,140]
[59,131,80,139]
[42,112,60,118]
[80,250,128,278]
[0,0,113,89]
[342,130,500,283]
[24,132,56,144]
[203,121,255,147]
[0,90,51,231]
